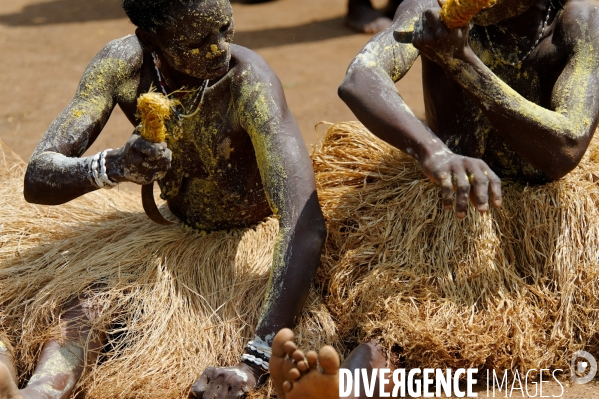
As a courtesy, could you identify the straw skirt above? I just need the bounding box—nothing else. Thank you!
[0,143,336,398]
[313,122,599,374]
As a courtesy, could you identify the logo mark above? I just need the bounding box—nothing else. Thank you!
[571,350,597,384]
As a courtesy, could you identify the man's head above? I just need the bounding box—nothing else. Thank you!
[124,0,235,80]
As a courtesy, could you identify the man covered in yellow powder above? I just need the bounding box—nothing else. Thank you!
[306,0,599,396]
[0,0,325,398]
[340,0,599,219]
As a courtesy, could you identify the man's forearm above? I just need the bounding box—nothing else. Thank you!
[446,52,594,177]
[254,191,326,341]
[24,152,99,205]
[340,66,449,161]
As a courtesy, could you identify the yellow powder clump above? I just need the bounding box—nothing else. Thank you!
[440,0,497,29]
[137,92,173,143]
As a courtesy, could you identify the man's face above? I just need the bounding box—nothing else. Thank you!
[154,0,235,80]
[472,0,538,26]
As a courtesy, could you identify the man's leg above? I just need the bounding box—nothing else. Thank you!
[0,295,107,399]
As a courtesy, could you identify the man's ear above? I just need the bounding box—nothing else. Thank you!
[136,28,159,52]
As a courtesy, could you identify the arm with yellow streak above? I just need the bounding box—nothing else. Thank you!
[24,36,172,205]
[235,58,326,339]
[418,3,599,178]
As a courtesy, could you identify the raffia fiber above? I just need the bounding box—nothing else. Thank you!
[0,142,337,398]
[312,121,599,374]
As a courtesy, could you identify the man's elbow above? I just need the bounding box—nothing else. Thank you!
[23,165,59,205]
[23,178,49,204]
[546,159,580,181]
[338,70,361,106]
[544,142,587,180]
[313,212,327,246]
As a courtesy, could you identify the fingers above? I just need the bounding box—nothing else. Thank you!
[435,157,501,218]
[135,137,171,161]
[189,369,212,398]
[423,8,442,31]
[486,169,502,208]
[453,168,470,219]
[469,167,489,213]
[189,366,257,399]
[439,173,454,210]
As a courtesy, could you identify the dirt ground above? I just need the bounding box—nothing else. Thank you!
[0,0,598,397]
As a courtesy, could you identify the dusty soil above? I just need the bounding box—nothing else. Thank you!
[0,0,597,397]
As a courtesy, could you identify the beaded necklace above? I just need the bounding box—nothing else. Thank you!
[483,2,552,67]
[151,51,209,123]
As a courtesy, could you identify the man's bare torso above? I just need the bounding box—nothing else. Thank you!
[100,35,271,230]
[422,12,572,183]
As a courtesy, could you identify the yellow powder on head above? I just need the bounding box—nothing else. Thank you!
[137,92,173,143]
[440,0,497,29]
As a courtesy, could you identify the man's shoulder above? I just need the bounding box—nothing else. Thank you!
[559,0,599,42]
[229,44,279,85]
[88,34,143,76]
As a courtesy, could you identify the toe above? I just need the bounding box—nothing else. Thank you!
[283,341,298,358]
[318,346,341,375]
[283,380,293,393]
[306,351,318,370]
[291,349,305,364]
[288,367,301,381]
[291,349,308,372]
[272,329,295,357]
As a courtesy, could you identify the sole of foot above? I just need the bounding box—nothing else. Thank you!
[270,328,340,399]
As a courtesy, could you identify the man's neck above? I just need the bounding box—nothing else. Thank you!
[152,51,205,91]
[485,0,555,46]
[495,0,552,37]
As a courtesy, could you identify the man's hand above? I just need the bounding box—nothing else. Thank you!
[412,8,471,67]
[106,130,172,185]
[188,362,265,399]
[420,149,502,218]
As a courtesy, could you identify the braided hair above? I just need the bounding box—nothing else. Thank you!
[122,0,194,32]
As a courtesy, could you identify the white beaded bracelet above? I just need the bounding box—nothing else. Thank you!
[89,150,117,189]
[241,353,270,372]
[247,340,272,358]
[99,149,118,188]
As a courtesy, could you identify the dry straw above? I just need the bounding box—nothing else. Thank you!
[312,121,599,375]
[0,142,337,398]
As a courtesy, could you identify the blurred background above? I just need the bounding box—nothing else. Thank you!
[0,0,424,162]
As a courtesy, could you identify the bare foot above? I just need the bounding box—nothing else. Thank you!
[346,0,393,34]
[0,362,23,399]
[269,329,340,399]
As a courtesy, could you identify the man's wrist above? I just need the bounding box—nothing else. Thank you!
[416,138,452,162]
[104,149,124,183]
